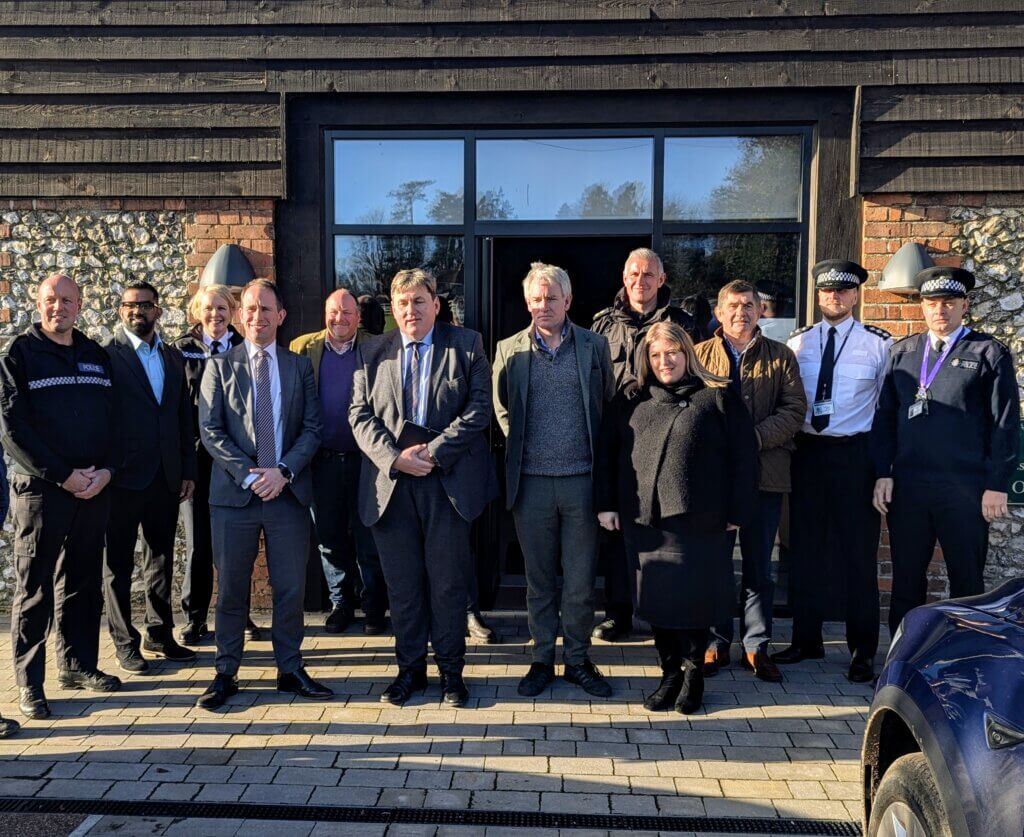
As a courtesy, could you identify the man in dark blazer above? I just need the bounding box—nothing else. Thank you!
[104,281,198,673]
[197,278,328,709]
[493,262,615,699]
[350,268,497,708]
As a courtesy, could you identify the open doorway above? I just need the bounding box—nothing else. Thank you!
[477,235,650,607]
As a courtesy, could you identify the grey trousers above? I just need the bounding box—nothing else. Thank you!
[371,472,471,676]
[211,491,309,676]
[513,474,597,667]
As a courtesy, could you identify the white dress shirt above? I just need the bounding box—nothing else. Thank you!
[928,324,967,352]
[788,316,893,437]
[242,339,284,488]
[400,328,435,426]
[202,331,231,355]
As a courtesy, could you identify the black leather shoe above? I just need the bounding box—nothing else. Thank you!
[57,669,121,692]
[644,671,684,711]
[179,621,208,646]
[517,662,555,697]
[0,716,20,738]
[245,619,263,641]
[770,644,825,664]
[742,649,784,683]
[676,663,705,715]
[381,670,428,706]
[142,638,197,662]
[847,658,875,683]
[363,615,386,636]
[277,667,333,700]
[466,611,497,643]
[325,605,353,634]
[197,674,238,710]
[564,660,612,698]
[440,672,469,707]
[116,647,149,674]
[592,617,631,642]
[19,686,49,720]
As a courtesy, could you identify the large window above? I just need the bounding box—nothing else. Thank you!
[325,129,810,329]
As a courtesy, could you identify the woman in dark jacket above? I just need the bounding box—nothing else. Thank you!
[174,284,251,645]
[596,321,758,713]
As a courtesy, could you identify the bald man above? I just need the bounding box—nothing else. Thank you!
[291,289,386,635]
[0,274,122,722]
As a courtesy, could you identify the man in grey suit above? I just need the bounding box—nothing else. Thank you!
[196,278,328,709]
[350,268,497,708]
[493,262,615,699]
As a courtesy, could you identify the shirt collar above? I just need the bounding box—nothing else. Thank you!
[400,327,434,350]
[325,333,356,355]
[822,315,857,338]
[533,319,572,355]
[203,331,230,350]
[246,339,278,361]
[123,326,161,353]
[929,324,967,350]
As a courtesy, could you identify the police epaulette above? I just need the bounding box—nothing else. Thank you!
[592,307,613,323]
[788,325,812,339]
[863,324,891,340]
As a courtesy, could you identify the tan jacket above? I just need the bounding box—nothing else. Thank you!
[289,327,366,386]
[695,327,806,493]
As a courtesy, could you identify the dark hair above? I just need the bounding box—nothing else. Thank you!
[357,294,386,335]
[242,277,285,310]
[124,280,160,303]
[681,294,714,342]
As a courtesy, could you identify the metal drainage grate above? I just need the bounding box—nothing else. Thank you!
[0,797,862,835]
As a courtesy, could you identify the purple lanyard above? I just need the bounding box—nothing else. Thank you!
[918,329,965,395]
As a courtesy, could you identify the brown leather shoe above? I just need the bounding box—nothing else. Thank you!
[741,648,784,683]
[703,647,729,677]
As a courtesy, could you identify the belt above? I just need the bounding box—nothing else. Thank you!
[798,431,868,446]
[317,448,359,460]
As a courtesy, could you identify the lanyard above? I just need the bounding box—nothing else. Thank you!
[819,322,853,365]
[918,329,965,395]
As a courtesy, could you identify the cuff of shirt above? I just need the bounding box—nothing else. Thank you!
[241,473,258,489]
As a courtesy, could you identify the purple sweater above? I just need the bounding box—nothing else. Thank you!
[318,346,358,452]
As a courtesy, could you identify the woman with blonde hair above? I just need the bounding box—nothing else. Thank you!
[595,321,758,713]
[174,284,255,645]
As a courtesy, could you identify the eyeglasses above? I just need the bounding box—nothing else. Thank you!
[121,301,156,312]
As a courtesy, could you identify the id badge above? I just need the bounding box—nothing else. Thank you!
[812,400,835,417]
[908,400,928,419]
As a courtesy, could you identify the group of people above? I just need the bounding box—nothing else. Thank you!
[0,244,1015,734]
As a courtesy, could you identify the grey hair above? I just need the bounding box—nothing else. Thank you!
[624,248,664,275]
[522,262,572,298]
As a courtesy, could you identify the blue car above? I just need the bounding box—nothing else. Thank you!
[861,578,1024,837]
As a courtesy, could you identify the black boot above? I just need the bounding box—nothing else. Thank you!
[675,662,704,715]
[643,670,683,711]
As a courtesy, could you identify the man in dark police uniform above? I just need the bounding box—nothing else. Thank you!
[872,266,1020,636]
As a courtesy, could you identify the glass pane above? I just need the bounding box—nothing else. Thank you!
[661,233,800,338]
[477,138,653,220]
[333,139,464,225]
[664,135,803,221]
[334,235,465,328]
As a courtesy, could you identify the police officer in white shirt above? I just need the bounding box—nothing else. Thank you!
[772,260,892,683]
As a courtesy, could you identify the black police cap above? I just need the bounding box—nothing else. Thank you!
[916,266,975,298]
[812,260,868,290]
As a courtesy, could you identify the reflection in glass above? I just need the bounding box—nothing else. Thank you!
[334,235,465,326]
[664,136,802,222]
[477,138,653,220]
[333,140,464,225]
[661,233,799,318]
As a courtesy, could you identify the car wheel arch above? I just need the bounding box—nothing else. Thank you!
[864,684,971,837]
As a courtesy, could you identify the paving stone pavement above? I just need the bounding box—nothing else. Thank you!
[0,613,881,834]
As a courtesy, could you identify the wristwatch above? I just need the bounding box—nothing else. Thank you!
[277,463,294,483]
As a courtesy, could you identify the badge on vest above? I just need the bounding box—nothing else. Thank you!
[78,362,104,374]
[950,358,979,370]
[812,399,835,417]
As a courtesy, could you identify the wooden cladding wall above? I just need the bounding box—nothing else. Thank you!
[0,3,1021,197]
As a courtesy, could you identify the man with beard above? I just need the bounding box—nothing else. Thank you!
[590,248,699,641]
[774,260,892,683]
[103,281,198,673]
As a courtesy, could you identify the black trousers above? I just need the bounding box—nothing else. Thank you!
[9,474,109,686]
[371,473,471,676]
[652,625,708,674]
[599,529,633,624]
[310,450,386,617]
[887,481,988,636]
[789,433,880,663]
[103,471,180,651]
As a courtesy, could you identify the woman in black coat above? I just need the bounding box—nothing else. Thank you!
[596,321,758,713]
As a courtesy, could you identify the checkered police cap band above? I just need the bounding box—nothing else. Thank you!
[816,269,860,288]
[920,277,967,296]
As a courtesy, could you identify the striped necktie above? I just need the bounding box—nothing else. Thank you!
[254,349,276,467]
[404,341,422,423]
